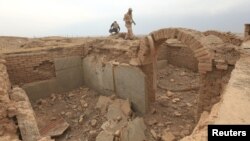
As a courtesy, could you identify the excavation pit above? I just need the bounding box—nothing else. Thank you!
[1,28,248,141]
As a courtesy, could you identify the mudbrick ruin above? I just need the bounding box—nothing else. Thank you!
[1,26,250,141]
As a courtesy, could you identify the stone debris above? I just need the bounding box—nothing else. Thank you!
[161,131,176,141]
[95,96,113,114]
[95,95,148,141]
[172,98,181,103]
[96,131,114,141]
[40,116,69,137]
[150,129,158,139]
[167,91,174,97]
[90,119,97,127]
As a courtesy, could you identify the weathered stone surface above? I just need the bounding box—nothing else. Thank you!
[95,96,112,114]
[114,65,148,114]
[82,55,114,95]
[54,56,82,71]
[96,131,114,141]
[120,118,147,141]
[23,79,58,101]
[161,131,176,141]
[40,117,69,137]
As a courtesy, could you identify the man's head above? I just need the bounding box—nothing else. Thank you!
[128,8,132,14]
[114,21,117,23]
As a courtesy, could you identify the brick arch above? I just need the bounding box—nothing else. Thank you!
[204,30,243,46]
[139,28,214,74]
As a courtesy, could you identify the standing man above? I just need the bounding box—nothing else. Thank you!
[109,21,120,34]
[123,8,136,40]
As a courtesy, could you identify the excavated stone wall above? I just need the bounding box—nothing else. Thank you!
[5,46,84,85]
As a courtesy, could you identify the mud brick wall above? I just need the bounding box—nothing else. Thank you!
[245,24,250,38]
[4,46,85,85]
[204,30,243,46]
[0,59,19,141]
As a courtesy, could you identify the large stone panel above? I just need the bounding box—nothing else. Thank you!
[23,79,58,101]
[55,56,82,71]
[114,65,148,114]
[82,56,114,95]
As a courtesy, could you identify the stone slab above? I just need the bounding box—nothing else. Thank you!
[82,56,114,95]
[114,65,148,114]
[56,66,83,92]
[55,56,82,71]
[23,79,58,101]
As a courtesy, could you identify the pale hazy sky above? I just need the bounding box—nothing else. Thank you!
[0,0,250,37]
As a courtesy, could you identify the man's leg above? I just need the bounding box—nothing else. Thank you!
[125,24,133,39]
[127,26,133,39]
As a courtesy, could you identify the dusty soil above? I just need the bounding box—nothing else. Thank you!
[33,87,104,141]
[144,63,200,140]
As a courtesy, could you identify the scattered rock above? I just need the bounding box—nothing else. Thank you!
[95,96,112,114]
[120,118,146,141]
[120,99,132,117]
[150,129,158,139]
[186,102,192,107]
[157,122,165,127]
[65,112,72,118]
[72,105,77,109]
[40,117,69,137]
[180,72,186,76]
[68,93,75,97]
[174,111,182,117]
[37,99,47,105]
[161,131,176,141]
[151,108,157,114]
[83,103,88,108]
[172,98,180,103]
[89,130,97,136]
[170,79,175,82]
[101,121,111,130]
[116,116,122,122]
[80,99,87,108]
[114,130,121,137]
[96,131,114,141]
[79,115,85,123]
[147,119,158,126]
[167,91,174,97]
[110,95,116,100]
[50,94,56,101]
[50,117,57,120]
[180,129,190,137]
[90,119,97,127]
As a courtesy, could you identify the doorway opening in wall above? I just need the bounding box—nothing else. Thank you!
[144,39,201,140]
